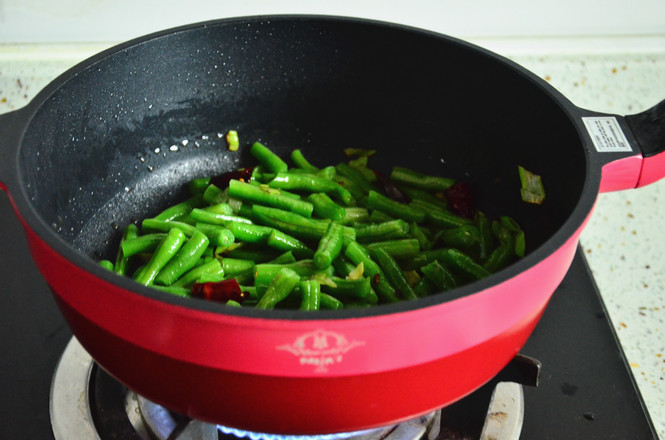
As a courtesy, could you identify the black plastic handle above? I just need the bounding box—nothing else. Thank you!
[626,99,665,158]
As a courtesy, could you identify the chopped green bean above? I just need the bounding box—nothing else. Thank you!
[299,280,321,311]
[370,247,417,301]
[251,142,288,174]
[154,194,205,221]
[314,222,344,269]
[366,239,420,260]
[99,260,114,271]
[155,231,210,286]
[291,149,319,172]
[228,179,313,218]
[365,190,426,222]
[256,268,300,309]
[136,228,188,285]
[390,166,456,192]
[172,259,224,287]
[114,224,139,275]
[420,260,457,291]
[307,193,346,221]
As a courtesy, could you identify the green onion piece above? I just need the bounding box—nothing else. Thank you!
[518,165,545,204]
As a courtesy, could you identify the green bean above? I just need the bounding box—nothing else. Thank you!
[222,258,255,277]
[322,277,375,301]
[254,260,333,287]
[413,278,437,298]
[332,174,365,200]
[366,239,421,260]
[320,292,344,310]
[336,162,378,194]
[344,241,399,303]
[370,247,417,301]
[484,234,515,273]
[155,231,210,286]
[426,209,474,229]
[420,260,457,291]
[189,208,253,226]
[189,178,211,195]
[172,259,224,287]
[269,172,352,205]
[228,179,313,218]
[348,156,377,182]
[317,166,336,180]
[224,222,271,244]
[152,285,191,297]
[307,193,346,221]
[142,218,198,237]
[256,268,300,309]
[252,205,330,240]
[290,149,319,172]
[398,185,446,207]
[99,260,114,271]
[369,209,394,223]
[514,231,526,258]
[314,222,344,269]
[331,255,357,278]
[409,198,448,217]
[136,228,187,285]
[355,219,409,243]
[226,300,242,307]
[154,194,205,221]
[114,224,139,275]
[365,190,426,222]
[202,184,228,205]
[390,166,455,192]
[192,223,235,247]
[439,248,491,280]
[299,280,321,311]
[476,211,494,262]
[222,245,279,263]
[251,142,288,174]
[269,251,297,265]
[410,222,432,251]
[438,225,481,248]
[266,230,313,257]
[202,203,234,216]
[341,207,370,225]
[120,233,166,257]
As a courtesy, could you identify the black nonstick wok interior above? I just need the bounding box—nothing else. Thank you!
[17,17,586,266]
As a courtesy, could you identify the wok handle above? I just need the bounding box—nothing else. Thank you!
[625,99,665,188]
[0,108,26,194]
[589,99,665,193]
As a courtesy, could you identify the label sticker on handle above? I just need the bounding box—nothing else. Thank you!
[582,116,632,153]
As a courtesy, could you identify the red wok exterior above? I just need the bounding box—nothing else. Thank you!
[21,206,584,434]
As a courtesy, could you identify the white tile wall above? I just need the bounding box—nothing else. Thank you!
[0,0,664,43]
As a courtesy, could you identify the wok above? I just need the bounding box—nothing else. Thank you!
[0,15,663,435]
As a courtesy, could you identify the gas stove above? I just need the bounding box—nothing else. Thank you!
[0,191,658,439]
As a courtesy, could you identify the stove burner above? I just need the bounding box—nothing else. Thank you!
[50,337,527,440]
[217,411,438,440]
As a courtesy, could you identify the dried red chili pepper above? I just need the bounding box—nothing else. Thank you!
[444,182,475,219]
[191,279,247,303]
[210,167,254,189]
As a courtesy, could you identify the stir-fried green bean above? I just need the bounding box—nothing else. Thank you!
[102,139,530,309]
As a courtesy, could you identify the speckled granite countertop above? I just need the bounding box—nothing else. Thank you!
[1,42,664,438]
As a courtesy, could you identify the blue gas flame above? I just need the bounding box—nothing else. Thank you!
[217,424,382,440]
